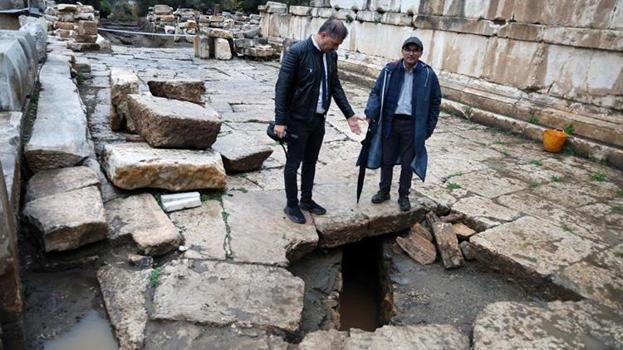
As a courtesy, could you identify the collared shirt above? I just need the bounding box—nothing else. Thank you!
[310,35,328,114]
[394,61,417,116]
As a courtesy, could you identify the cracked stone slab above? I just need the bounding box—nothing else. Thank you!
[25,166,99,202]
[298,325,469,350]
[311,184,427,248]
[102,142,226,191]
[151,259,304,333]
[221,190,317,266]
[470,216,604,279]
[473,300,623,349]
[452,195,520,230]
[147,79,205,104]
[143,321,289,350]
[169,200,227,260]
[555,244,623,312]
[105,193,182,256]
[127,94,221,149]
[97,264,151,350]
[212,133,273,173]
[23,186,107,252]
[449,168,529,198]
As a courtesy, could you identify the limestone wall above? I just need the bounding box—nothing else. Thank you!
[260,0,623,164]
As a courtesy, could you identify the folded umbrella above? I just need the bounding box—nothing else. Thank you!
[356,119,377,203]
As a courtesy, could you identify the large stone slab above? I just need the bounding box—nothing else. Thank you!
[110,67,139,131]
[22,186,107,252]
[298,325,469,349]
[0,112,21,209]
[127,94,221,149]
[25,54,89,172]
[18,16,47,61]
[105,194,181,256]
[470,216,603,282]
[211,133,272,173]
[101,142,226,191]
[169,200,227,260]
[97,265,151,350]
[473,301,623,349]
[0,31,36,112]
[451,195,521,231]
[555,244,623,312]
[221,190,318,266]
[311,184,427,248]
[25,166,99,202]
[147,79,205,105]
[151,259,304,333]
[143,322,289,350]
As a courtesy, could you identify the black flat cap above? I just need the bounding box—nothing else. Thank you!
[402,36,423,50]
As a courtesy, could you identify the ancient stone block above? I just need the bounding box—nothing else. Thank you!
[211,133,273,173]
[396,231,437,265]
[25,55,89,172]
[0,112,21,210]
[105,194,182,256]
[102,142,226,191]
[75,34,97,43]
[25,166,99,203]
[426,212,463,269]
[452,223,476,240]
[473,300,623,349]
[97,265,150,350]
[54,21,74,30]
[154,4,172,15]
[290,5,312,16]
[169,200,228,260]
[160,192,201,213]
[151,259,305,333]
[410,222,433,241]
[0,32,36,112]
[127,94,221,149]
[214,38,232,60]
[221,190,318,266]
[77,20,97,36]
[147,79,205,105]
[109,67,139,131]
[67,42,100,52]
[23,186,107,252]
[193,35,210,59]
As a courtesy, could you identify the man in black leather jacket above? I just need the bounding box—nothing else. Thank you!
[274,17,364,224]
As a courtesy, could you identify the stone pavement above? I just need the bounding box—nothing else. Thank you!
[72,46,622,348]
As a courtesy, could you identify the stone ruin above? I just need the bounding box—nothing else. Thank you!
[143,4,276,60]
[43,1,111,52]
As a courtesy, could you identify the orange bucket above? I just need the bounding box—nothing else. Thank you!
[543,129,568,153]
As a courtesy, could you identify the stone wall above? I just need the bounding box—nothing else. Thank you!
[260,0,623,166]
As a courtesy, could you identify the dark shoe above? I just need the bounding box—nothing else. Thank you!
[398,196,411,212]
[371,191,390,204]
[300,200,327,215]
[284,205,306,224]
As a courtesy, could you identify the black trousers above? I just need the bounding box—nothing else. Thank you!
[379,117,415,197]
[284,115,325,207]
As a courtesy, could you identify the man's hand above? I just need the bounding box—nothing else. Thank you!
[274,124,287,139]
[347,115,366,135]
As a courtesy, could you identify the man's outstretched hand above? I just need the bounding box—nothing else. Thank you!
[347,115,367,135]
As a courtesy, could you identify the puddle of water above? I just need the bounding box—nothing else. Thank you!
[44,310,118,350]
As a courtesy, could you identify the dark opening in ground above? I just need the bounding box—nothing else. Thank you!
[339,237,384,331]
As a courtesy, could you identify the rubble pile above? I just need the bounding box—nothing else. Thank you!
[43,2,110,52]
[143,4,275,60]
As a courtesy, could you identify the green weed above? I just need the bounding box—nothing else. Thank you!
[530,160,543,166]
[150,267,162,288]
[447,182,461,190]
[591,172,607,182]
[528,116,539,125]
[563,123,575,135]
[551,176,563,182]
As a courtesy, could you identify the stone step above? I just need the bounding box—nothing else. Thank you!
[25,54,89,172]
[25,166,99,203]
[298,325,469,349]
[212,132,273,173]
[473,300,623,349]
[147,79,205,105]
[127,94,221,149]
[23,186,107,252]
[101,142,226,191]
[104,193,182,256]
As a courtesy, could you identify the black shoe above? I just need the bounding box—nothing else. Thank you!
[300,200,327,215]
[284,205,306,224]
[398,196,411,212]
[371,191,390,204]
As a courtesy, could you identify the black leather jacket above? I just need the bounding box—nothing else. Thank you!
[274,37,354,125]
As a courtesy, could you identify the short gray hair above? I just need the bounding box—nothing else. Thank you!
[318,17,348,40]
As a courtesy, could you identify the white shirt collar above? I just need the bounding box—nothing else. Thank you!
[311,35,322,52]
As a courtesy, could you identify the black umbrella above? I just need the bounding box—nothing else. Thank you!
[356,120,377,203]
